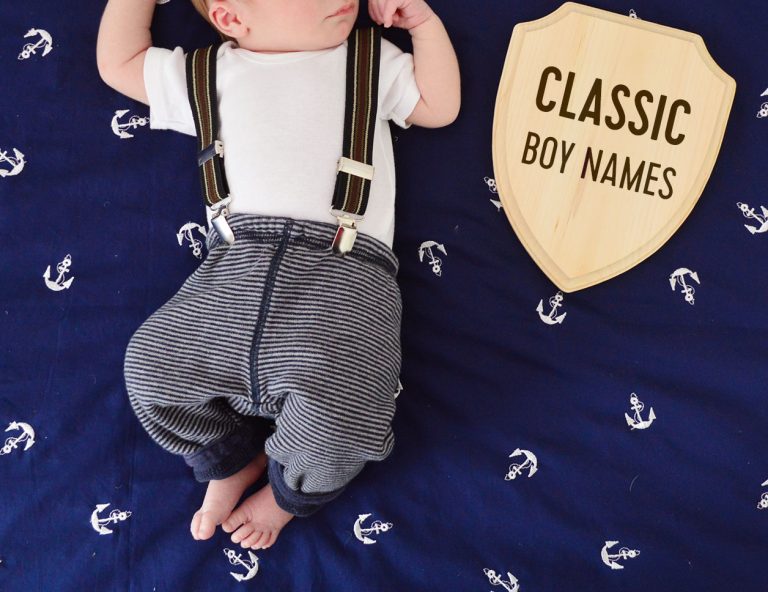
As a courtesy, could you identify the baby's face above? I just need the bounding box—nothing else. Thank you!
[224,0,359,52]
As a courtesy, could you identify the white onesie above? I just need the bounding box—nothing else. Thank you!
[143,37,421,249]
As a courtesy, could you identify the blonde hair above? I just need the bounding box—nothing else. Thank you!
[190,0,236,43]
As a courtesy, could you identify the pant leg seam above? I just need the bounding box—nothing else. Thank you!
[249,221,294,410]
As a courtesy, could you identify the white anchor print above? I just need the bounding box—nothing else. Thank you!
[418,240,447,276]
[111,109,150,139]
[624,392,656,430]
[484,176,503,211]
[628,8,639,18]
[600,540,640,570]
[483,568,520,592]
[176,222,208,259]
[537,291,567,325]
[757,479,768,510]
[90,503,132,535]
[736,201,768,234]
[223,548,259,582]
[669,268,699,305]
[0,147,26,178]
[757,102,768,119]
[1,421,36,456]
[43,254,75,291]
[353,513,393,544]
[758,89,768,118]
[505,448,538,480]
[17,28,53,60]
[394,378,403,400]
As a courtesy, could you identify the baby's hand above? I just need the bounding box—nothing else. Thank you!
[368,0,434,31]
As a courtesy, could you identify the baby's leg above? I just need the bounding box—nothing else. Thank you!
[125,377,274,538]
[221,386,397,550]
[190,449,269,540]
[124,302,272,538]
[123,232,279,538]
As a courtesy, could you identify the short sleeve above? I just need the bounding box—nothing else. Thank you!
[143,46,196,136]
[378,37,421,129]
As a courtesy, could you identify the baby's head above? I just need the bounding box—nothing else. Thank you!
[190,0,359,52]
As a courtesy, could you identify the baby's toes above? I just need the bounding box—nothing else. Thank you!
[190,511,203,540]
[231,523,255,545]
[242,529,267,549]
[222,507,248,534]
[253,530,277,550]
[191,510,218,541]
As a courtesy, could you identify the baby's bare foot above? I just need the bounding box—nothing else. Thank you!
[221,482,295,550]
[190,451,268,541]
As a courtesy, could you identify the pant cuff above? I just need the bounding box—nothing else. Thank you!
[268,458,347,517]
[183,417,274,482]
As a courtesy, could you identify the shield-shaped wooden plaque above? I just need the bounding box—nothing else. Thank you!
[492,2,735,292]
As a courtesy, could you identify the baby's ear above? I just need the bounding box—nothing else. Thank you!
[209,2,248,39]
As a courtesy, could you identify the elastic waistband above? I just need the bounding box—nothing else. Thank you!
[206,213,399,278]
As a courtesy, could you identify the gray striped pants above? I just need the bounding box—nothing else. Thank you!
[123,213,402,516]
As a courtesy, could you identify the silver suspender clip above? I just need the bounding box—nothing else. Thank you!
[209,196,235,245]
[331,157,374,255]
[330,211,361,256]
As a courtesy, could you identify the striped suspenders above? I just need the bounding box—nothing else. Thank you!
[185,27,382,254]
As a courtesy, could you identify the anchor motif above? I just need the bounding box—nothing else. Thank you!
[600,540,640,570]
[484,176,504,211]
[1,421,36,456]
[736,201,768,234]
[0,147,26,178]
[757,102,768,119]
[43,254,75,291]
[536,291,567,325]
[757,479,768,510]
[353,513,392,545]
[111,110,150,139]
[624,392,656,430]
[176,222,208,259]
[505,448,538,480]
[90,503,132,535]
[628,8,639,18]
[394,378,403,400]
[483,568,520,592]
[418,240,447,277]
[18,28,53,60]
[669,267,700,305]
[223,548,260,582]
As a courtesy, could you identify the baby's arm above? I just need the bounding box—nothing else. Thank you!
[96,0,156,105]
[370,0,461,128]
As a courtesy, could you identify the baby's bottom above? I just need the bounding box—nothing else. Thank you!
[123,213,402,517]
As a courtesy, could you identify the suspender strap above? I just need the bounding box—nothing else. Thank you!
[185,27,382,253]
[331,26,381,220]
[186,42,234,244]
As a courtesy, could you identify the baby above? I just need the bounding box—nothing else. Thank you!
[97,0,459,551]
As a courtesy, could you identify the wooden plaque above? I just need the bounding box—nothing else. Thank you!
[492,2,735,292]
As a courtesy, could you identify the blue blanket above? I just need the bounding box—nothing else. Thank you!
[1,1,767,590]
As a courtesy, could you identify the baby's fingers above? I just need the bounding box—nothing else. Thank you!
[368,0,383,24]
[379,0,399,27]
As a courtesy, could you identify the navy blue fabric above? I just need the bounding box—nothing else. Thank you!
[1,1,767,590]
